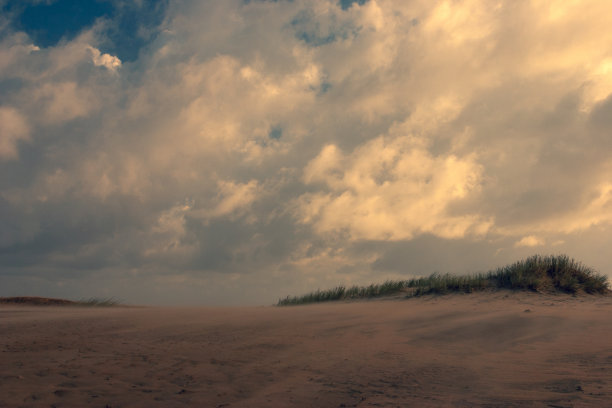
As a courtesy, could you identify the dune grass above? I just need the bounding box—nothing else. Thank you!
[277,254,610,306]
[76,297,120,307]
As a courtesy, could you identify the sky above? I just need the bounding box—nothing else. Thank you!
[1,0,612,306]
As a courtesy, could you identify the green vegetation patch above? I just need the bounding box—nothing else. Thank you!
[76,297,120,307]
[277,255,610,306]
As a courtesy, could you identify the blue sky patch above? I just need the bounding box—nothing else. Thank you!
[103,1,168,62]
[291,9,357,47]
[319,81,332,95]
[339,0,368,10]
[2,0,168,62]
[291,10,337,47]
[269,126,283,140]
[242,0,287,3]
[5,0,113,47]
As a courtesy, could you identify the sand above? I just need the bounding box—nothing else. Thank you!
[1,292,610,408]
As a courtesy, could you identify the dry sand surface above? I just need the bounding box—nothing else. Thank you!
[1,292,611,408]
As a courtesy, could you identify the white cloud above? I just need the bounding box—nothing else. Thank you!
[144,201,196,258]
[87,46,121,72]
[192,180,260,222]
[514,235,545,248]
[296,127,491,241]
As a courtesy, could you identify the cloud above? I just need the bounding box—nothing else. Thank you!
[0,33,39,73]
[514,235,545,248]
[34,81,100,123]
[87,45,121,72]
[296,124,491,240]
[0,106,29,159]
[143,201,196,259]
[192,180,261,222]
[2,0,612,304]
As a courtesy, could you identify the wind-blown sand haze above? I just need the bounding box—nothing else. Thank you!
[1,292,611,408]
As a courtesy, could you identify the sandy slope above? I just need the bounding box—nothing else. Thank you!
[1,292,610,408]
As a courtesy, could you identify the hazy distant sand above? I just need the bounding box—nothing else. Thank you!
[1,292,610,407]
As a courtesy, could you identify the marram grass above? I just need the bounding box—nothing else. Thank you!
[76,297,120,307]
[277,255,610,306]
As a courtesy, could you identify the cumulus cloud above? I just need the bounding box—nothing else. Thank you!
[144,201,196,258]
[2,0,612,304]
[296,128,491,240]
[192,180,261,222]
[87,45,121,72]
[514,235,545,248]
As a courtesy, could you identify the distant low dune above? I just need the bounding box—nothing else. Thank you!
[0,296,78,306]
[0,296,118,307]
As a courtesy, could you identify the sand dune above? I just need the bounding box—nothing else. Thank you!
[1,292,610,407]
[0,297,79,306]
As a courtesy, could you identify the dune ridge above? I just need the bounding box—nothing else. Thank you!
[278,254,610,305]
[0,297,119,307]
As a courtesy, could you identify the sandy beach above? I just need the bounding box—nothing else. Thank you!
[1,292,611,408]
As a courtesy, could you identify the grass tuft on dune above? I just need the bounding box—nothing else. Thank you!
[277,254,610,306]
[76,297,120,307]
